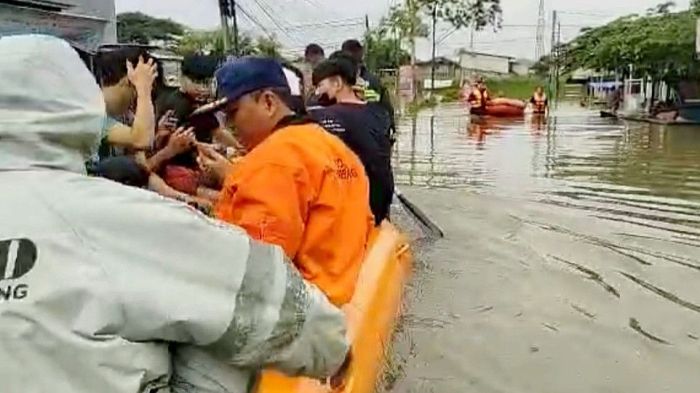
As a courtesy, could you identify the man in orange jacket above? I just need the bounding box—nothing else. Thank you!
[197,57,373,306]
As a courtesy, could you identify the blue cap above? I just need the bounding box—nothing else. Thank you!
[218,56,289,99]
[190,57,291,117]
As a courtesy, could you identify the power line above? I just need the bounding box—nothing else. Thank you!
[235,2,276,38]
[248,0,302,45]
[557,10,609,17]
[284,18,364,29]
[285,20,365,31]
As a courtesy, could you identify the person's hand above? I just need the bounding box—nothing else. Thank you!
[127,56,158,95]
[158,110,178,132]
[165,127,196,155]
[154,110,178,149]
[197,143,233,183]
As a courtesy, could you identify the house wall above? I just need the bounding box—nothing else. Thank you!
[415,63,457,81]
[0,0,116,48]
[510,62,530,76]
[415,63,460,90]
[64,0,117,42]
[459,53,510,75]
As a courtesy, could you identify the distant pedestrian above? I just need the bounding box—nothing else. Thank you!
[341,39,396,142]
[302,43,325,97]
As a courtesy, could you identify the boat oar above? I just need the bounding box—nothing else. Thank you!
[395,188,445,238]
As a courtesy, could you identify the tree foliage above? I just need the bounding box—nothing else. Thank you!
[382,0,501,49]
[175,30,283,59]
[364,28,411,70]
[175,30,254,56]
[255,36,282,59]
[384,4,429,43]
[561,10,698,84]
[415,0,502,30]
[117,12,185,44]
[646,1,675,15]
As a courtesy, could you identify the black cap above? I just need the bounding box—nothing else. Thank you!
[312,51,358,86]
[305,43,324,58]
[182,54,221,82]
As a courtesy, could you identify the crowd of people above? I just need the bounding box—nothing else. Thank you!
[1,33,396,393]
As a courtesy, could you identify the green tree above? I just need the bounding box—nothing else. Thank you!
[364,28,411,70]
[416,0,502,30]
[176,30,255,56]
[562,10,698,89]
[531,54,552,76]
[380,0,501,98]
[646,1,676,15]
[255,35,283,58]
[117,12,185,44]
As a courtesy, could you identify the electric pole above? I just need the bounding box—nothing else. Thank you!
[365,14,371,70]
[535,0,545,60]
[431,4,437,92]
[219,0,231,54]
[555,20,561,104]
[232,0,239,55]
[549,10,557,99]
[470,27,474,50]
[407,0,418,101]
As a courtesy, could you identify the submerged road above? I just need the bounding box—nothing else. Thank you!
[388,104,700,393]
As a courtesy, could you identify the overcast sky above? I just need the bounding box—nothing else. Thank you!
[115,0,692,60]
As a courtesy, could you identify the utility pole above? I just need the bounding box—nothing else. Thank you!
[549,10,557,100]
[550,10,557,61]
[219,0,231,54]
[555,20,561,105]
[470,27,474,50]
[231,0,239,55]
[431,4,437,92]
[407,0,418,101]
[535,0,545,60]
[365,14,371,70]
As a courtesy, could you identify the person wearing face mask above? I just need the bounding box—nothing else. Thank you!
[308,52,395,225]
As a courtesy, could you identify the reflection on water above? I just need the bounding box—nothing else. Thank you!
[393,103,700,233]
[392,103,700,393]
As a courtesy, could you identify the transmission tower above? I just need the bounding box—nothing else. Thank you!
[535,0,546,60]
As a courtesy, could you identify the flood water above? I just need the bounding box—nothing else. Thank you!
[390,103,700,393]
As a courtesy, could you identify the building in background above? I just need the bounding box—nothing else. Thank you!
[414,57,463,90]
[458,50,513,76]
[0,0,117,50]
[509,59,534,76]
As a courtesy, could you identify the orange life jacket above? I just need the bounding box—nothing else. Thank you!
[469,88,490,109]
[532,92,547,114]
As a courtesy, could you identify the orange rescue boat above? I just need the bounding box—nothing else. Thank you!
[256,222,412,393]
[470,98,526,118]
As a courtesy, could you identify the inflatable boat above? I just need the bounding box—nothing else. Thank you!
[471,98,526,118]
[256,222,412,393]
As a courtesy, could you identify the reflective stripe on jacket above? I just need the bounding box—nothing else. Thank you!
[0,35,349,393]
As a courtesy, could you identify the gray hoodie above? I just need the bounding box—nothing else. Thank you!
[0,35,348,393]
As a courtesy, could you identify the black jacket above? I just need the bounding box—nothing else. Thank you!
[309,103,395,225]
[360,66,396,143]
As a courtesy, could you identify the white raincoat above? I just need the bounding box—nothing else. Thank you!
[0,35,349,393]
